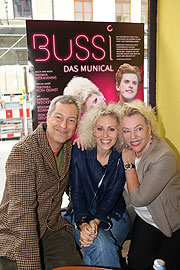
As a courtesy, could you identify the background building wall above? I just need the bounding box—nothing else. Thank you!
[0,0,144,95]
[54,0,74,20]
[156,0,180,163]
[93,0,115,22]
[32,0,53,19]
[131,0,141,22]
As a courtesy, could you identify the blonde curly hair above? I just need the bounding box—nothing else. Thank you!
[120,99,160,145]
[77,102,123,152]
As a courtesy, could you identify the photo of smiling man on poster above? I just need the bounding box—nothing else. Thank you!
[115,63,142,104]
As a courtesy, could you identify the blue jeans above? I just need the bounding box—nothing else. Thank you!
[65,210,130,269]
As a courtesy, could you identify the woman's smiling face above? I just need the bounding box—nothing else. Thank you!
[93,115,119,152]
[122,113,152,157]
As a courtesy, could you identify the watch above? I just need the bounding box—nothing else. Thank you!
[124,162,135,170]
[76,216,89,230]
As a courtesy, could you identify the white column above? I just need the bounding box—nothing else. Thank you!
[32,0,53,19]
[22,98,28,136]
[93,0,115,22]
[131,0,141,23]
[54,0,74,20]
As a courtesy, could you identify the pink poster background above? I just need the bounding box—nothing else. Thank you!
[26,20,144,129]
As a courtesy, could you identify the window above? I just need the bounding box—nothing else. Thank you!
[13,0,32,18]
[115,0,131,22]
[74,0,93,21]
[141,0,148,25]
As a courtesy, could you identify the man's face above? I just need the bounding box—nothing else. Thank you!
[117,73,138,101]
[46,102,78,152]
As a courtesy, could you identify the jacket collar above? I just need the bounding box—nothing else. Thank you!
[136,137,161,170]
[86,147,121,162]
[141,137,160,160]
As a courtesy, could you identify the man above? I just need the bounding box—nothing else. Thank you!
[115,63,141,104]
[0,95,83,270]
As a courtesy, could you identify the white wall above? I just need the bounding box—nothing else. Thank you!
[32,0,53,20]
[131,0,141,23]
[0,0,142,22]
[54,0,74,20]
[93,0,115,22]
[0,0,14,19]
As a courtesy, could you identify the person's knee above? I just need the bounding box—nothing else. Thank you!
[82,232,120,268]
[0,257,18,270]
[93,231,118,254]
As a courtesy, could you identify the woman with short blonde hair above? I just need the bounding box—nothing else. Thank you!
[120,99,180,270]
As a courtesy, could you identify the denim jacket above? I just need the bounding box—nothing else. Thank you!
[66,145,126,229]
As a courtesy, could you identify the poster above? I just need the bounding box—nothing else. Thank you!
[26,20,144,129]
